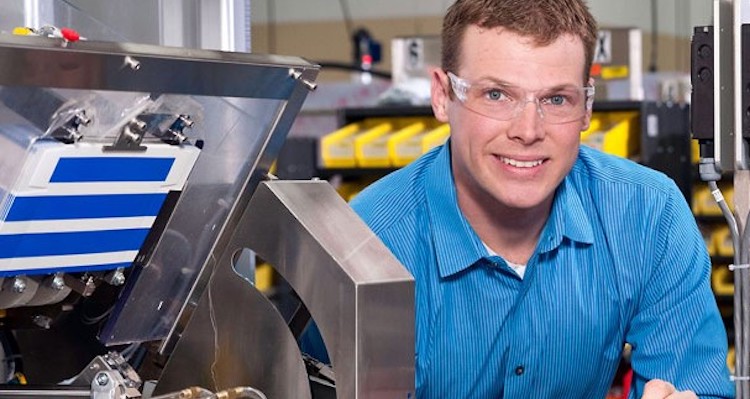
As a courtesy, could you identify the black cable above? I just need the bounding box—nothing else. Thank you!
[317,61,392,80]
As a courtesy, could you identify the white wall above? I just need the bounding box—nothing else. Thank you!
[252,0,453,23]
[252,0,714,38]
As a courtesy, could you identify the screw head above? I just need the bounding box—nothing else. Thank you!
[12,278,26,293]
[111,272,126,286]
[51,275,65,290]
[95,372,109,386]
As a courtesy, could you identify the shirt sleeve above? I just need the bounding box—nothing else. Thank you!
[625,183,735,399]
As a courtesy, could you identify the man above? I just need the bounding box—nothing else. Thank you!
[349,0,734,397]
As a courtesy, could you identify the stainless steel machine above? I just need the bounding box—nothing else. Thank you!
[0,22,414,399]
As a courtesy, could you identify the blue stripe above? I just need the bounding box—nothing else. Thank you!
[5,193,167,221]
[0,262,134,277]
[0,229,150,258]
[50,157,175,182]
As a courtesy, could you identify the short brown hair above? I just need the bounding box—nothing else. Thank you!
[441,0,598,81]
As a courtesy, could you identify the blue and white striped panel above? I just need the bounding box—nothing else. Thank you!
[0,141,200,276]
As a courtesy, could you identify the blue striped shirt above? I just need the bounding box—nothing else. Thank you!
[350,143,734,398]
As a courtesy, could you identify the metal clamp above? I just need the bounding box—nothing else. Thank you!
[104,118,148,152]
[161,114,194,145]
[731,375,750,381]
[729,264,750,271]
[51,110,91,144]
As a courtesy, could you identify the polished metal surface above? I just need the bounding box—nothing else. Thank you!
[72,40,320,345]
[154,65,319,353]
[0,35,310,99]
[245,181,415,398]
[714,0,736,170]
[155,180,414,398]
[0,388,90,397]
[0,35,318,346]
[153,262,311,399]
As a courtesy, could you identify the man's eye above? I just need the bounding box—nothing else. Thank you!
[486,89,504,101]
[547,95,566,105]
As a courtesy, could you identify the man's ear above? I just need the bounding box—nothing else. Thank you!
[581,77,595,131]
[431,68,450,123]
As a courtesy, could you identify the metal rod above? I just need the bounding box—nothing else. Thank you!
[0,388,90,397]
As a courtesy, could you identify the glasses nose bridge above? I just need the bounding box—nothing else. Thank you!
[514,95,545,119]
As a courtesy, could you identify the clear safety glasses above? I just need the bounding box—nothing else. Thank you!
[447,71,595,124]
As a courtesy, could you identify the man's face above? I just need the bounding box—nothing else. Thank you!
[431,26,591,213]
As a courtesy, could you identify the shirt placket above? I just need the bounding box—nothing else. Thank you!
[501,248,553,398]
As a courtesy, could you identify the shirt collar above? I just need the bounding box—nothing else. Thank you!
[425,143,594,278]
[536,169,594,253]
[425,143,487,279]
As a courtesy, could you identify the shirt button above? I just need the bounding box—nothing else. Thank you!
[515,365,525,376]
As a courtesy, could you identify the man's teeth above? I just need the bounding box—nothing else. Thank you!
[500,157,543,168]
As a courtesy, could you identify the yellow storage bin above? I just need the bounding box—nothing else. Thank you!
[354,123,395,167]
[711,265,734,296]
[320,123,365,168]
[323,117,438,168]
[422,124,451,154]
[388,122,429,167]
[581,112,639,158]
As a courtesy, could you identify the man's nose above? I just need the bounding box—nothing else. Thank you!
[508,100,545,143]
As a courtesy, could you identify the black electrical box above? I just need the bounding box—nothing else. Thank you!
[691,26,713,141]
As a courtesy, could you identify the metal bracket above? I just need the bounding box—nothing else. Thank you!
[74,352,142,398]
[152,114,194,145]
[50,110,91,144]
[104,118,148,152]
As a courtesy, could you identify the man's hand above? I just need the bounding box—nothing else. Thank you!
[641,379,697,399]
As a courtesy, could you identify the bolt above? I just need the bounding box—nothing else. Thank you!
[62,126,83,142]
[74,111,92,127]
[110,270,126,286]
[51,274,65,290]
[166,129,187,144]
[12,278,26,293]
[95,372,109,387]
[124,56,141,70]
[178,115,194,128]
